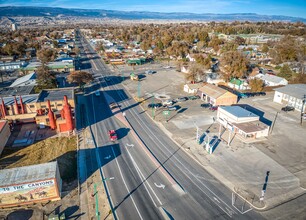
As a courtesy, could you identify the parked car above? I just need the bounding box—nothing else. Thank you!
[281,106,295,112]
[175,97,188,102]
[109,102,117,109]
[148,103,162,108]
[145,70,156,74]
[167,105,179,111]
[108,130,118,141]
[209,106,218,111]
[188,95,200,100]
[201,103,211,108]
[162,100,173,106]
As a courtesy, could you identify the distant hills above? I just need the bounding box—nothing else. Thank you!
[0,6,305,22]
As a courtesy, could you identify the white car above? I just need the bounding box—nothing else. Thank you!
[95,90,100,96]
[162,100,173,106]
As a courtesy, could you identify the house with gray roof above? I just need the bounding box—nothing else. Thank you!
[256,74,288,86]
[9,72,37,87]
[273,84,306,112]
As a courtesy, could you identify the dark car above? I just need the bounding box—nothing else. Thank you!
[209,106,218,111]
[148,103,162,109]
[188,95,200,100]
[176,97,188,102]
[281,106,295,112]
[201,103,211,108]
[167,105,179,111]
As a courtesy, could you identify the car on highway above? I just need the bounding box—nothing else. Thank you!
[281,106,295,112]
[108,130,118,141]
[147,103,162,108]
[95,90,100,96]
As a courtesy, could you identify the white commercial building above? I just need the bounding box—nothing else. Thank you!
[273,84,306,112]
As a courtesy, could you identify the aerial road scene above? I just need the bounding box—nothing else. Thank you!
[0,0,305,219]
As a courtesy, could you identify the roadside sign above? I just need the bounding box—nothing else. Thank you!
[163,110,170,116]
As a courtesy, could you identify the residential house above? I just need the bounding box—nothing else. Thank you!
[228,78,249,90]
[273,84,306,112]
[9,72,37,87]
[197,84,238,106]
[184,83,202,94]
[256,74,288,86]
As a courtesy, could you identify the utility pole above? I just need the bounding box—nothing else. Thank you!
[270,111,279,134]
[260,171,270,202]
[152,95,155,119]
[300,95,306,126]
[137,81,141,98]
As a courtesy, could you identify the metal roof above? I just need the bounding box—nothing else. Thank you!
[0,86,35,97]
[0,161,58,187]
[220,106,259,118]
[2,94,39,105]
[274,84,306,99]
[259,74,287,84]
[37,88,74,102]
[9,72,37,87]
[199,84,235,99]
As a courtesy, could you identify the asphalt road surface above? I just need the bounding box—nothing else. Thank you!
[76,31,264,220]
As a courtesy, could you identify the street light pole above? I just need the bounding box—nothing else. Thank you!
[300,95,306,126]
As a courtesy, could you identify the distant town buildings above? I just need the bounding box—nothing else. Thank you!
[11,22,17,31]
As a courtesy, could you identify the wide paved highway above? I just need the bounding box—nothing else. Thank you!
[77,31,264,220]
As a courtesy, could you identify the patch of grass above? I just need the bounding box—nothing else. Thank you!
[0,137,77,182]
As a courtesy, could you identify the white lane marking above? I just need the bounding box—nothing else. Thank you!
[126,143,134,148]
[154,183,165,189]
[125,146,163,206]
[111,147,144,220]
[112,86,236,217]
[214,197,220,203]
[90,94,119,220]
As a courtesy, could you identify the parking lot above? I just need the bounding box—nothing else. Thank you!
[116,62,306,209]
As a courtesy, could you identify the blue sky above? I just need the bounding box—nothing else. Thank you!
[1,0,305,18]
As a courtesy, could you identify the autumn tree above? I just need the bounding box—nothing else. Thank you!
[278,64,293,80]
[220,51,249,81]
[35,65,57,92]
[185,63,206,83]
[37,48,57,64]
[67,71,94,87]
[249,78,264,92]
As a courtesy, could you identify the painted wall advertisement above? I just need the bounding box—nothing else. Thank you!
[0,179,59,207]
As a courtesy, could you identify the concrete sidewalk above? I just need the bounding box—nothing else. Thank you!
[157,118,306,211]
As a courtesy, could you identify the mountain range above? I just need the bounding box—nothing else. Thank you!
[0,6,305,22]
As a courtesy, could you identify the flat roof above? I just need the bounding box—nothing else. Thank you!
[2,94,39,106]
[233,121,269,133]
[220,106,259,118]
[199,84,236,99]
[0,86,35,97]
[0,161,57,187]
[274,84,306,99]
[37,88,74,102]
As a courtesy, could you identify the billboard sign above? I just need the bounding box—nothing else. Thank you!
[0,179,59,207]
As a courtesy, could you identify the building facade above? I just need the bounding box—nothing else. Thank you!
[0,161,61,208]
[0,120,11,156]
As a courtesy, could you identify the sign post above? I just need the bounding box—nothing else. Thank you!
[162,110,170,122]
